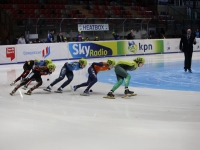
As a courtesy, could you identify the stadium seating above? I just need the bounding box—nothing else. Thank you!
[0,0,174,25]
[130,5,174,24]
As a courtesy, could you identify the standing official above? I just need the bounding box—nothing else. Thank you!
[57,32,64,42]
[126,29,134,40]
[179,29,196,73]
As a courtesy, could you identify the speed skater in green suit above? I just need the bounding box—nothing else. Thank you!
[106,57,145,98]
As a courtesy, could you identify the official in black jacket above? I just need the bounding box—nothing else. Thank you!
[179,29,196,73]
[57,32,64,42]
[127,29,134,40]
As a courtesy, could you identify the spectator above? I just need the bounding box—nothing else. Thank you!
[57,32,64,42]
[76,30,82,41]
[94,36,99,41]
[63,37,67,42]
[158,29,166,39]
[85,37,89,41]
[112,32,120,40]
[126,29,134,40]
[17,34,26,44]
[195,29,199,38]
[51,31,54,41]
[47,30,54,43]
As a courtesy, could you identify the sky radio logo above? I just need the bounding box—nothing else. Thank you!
[42,46,50,58]
[69,43,113,58]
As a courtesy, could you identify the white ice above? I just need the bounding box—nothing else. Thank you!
[0,53,200,150]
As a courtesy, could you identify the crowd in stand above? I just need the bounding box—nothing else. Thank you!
[0,28,199,45]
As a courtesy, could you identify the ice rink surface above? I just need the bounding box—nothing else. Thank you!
[0,52,200,150]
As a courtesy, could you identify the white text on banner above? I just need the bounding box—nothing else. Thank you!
[78,24,109,31]
[0,45,17,64]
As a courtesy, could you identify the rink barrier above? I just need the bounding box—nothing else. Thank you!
[0,39,200,65]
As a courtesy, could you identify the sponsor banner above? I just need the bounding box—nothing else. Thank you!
[0,46,17,64]
[163,38,200,52]
[1,39,199,65]
[68,41,118,58]
[78,24,109,31]
[60,43,69,60]
[117,40,164,55]
[16,43,68,62]
[194,38,200,51]
[164,39,180,53]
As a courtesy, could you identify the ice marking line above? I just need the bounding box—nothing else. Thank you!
[19,90,23,98]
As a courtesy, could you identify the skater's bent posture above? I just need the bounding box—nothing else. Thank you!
[44,58,87,93]
[106,57,145,98]
[73,58,116,96]
[10,63,56,95]
[10,59,40,86]
[22,58,52,90]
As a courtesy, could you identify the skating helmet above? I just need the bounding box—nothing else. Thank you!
[107,58,116,66]
[134,57,145,64]
[79,58,87,66]
[34,58,40,62]
[47,63,56,70]
[45,58,52,65]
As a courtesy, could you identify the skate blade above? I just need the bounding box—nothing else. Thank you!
[103,96,115,99]
[70,85,75,94]
[54,91,62,93]
[43,89,51,92]
[22,87,27,90]
[80,94,89,96]
[24,92,31,95]
[121,93,137,98]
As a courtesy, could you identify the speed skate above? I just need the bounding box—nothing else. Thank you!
[103,96,115,99]
[43,89,51,92]
[121,93,137,98]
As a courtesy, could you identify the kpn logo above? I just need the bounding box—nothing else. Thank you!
[128,41,153,53]
[128,41,138,54]
[69,43,113,58]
